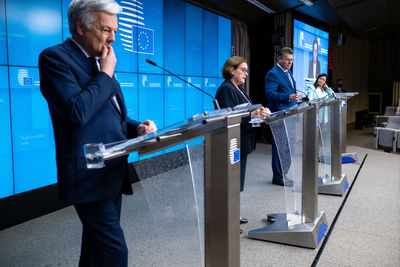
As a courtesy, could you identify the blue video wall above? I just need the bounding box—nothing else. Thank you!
[0,0,232,199]
[293,19,329,96]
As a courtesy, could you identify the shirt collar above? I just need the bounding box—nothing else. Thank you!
[276,63,288,73]
[70,38,91,58]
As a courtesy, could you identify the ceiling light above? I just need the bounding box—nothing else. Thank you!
[246,0,275,14]
[300,0,316,7]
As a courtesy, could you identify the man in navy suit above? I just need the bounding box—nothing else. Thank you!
[39,0,156,266]
[265,47,301,186]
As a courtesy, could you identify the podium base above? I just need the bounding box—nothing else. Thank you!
[342,152,358,163]
[248,211,328,249]
[318,174,349,196]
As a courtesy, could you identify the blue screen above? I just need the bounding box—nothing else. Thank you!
[203,11,218,77]
[138,74,164,128]
[6,0,62,67]
[165,75,185,126]
[116,72,139,163]
[185,3,203,76]
[186,76,203,118]
[9,67,57,194]
[164,0,185,75]
[0,66,13,198]
[203,77,218,111]
[0,0,7,65]
[137,0,163,74]
[218,16,231,78]
[293,19,329,96]
[0,0,231,199]
[62,0,72,41]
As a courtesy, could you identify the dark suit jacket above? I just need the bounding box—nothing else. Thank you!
[215,80,255,157]
[265,65,297,112]
[39,38,139,205]
[308,59,321,79]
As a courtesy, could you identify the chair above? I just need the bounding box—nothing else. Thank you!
[374,116,400,152]
[374,106,400,127]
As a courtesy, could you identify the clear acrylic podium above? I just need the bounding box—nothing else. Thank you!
[84,105,259,267]
[248,102,328,249]
[317,97,349,195]
[336,92,359,163]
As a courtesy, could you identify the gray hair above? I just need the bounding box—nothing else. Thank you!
[278,47,293,58]
[68,0,122,34]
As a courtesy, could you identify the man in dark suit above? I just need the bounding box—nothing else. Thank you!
[334,78,346,93]
[39,0,156,266]
[265,47,300,186]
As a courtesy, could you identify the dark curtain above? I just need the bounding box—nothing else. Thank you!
[233,19,250,95]
[368,37,400,108]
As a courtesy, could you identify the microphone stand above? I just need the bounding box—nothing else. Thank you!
[146,59,220,110]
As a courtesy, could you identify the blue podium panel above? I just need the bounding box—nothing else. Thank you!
[62,0,72,41]
[163,0,184,76]
[185,76,203,118]
[6,0,62,67]
[185,3,203,76]
[115,72,139,163]
[0,0,7,65]
[217,16,231,78]
[0,66,13,198]
[203,77,218,112]
[137,0,163,74]
[203,11,218,78]
[9,67,57,194]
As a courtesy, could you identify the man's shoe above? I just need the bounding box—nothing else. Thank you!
[240,217,248,224]
[240,229,243,234]
[272,179,284,186]
[272,179,294,187]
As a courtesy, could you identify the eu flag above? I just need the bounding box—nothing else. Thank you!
[132,26,154,55]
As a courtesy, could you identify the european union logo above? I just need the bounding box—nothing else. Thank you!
[132,26,154,55]
[23,77,33,86]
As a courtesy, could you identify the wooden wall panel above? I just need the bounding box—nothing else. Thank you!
[331,31,370,124]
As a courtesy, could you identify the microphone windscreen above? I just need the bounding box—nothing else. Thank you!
[146,59,157,66]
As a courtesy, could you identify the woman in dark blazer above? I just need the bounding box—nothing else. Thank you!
[215,56,270,224]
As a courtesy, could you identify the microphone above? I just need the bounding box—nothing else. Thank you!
[145,59,220,109]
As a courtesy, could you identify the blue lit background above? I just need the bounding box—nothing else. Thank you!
[293,19,329,95]
[0,0,232,199]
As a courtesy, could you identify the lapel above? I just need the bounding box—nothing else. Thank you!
[63,38,127,119]
[112,79,127,119]
[277,66,296,92]
[63,38,94,76]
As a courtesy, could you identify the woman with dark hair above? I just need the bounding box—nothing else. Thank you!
[306,73,335,100]
[308,38,321,79]
[215,56,270,226]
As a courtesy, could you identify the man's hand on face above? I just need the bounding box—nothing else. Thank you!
[100,45,116,78]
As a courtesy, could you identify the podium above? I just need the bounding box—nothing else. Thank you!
[248,102,328,249]
[336,92,359,163]
[84,105,258,267]
[317,98,349,195]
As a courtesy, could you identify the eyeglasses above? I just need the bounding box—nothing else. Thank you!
[282,58,293,62]
[238,68,249,74]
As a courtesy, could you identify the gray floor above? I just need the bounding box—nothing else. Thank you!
[0,129,399,266]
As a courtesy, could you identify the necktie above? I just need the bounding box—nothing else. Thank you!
[286,71,294,89]
[90,57,99,74]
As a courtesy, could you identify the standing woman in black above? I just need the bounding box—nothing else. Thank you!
[215,56,270,224]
